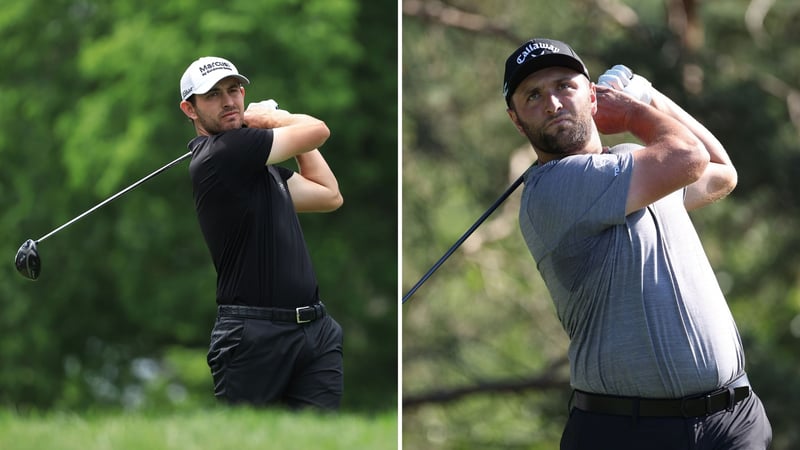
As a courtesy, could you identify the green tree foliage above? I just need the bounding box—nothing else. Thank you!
[0,0,396,412]
[403,0,800,448]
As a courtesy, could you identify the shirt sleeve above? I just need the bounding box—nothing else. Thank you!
[272,164,295,182]
[210,127,275,180]
[520,152,634,261]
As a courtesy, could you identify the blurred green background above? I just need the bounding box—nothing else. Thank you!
[1,0,397,415]
[402,0,800,449]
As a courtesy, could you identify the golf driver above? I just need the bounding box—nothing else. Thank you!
[402,174,524,304]
[14,151,193,280]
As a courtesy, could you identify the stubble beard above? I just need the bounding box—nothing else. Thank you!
[521,113,592,156]
[196,107,242,135]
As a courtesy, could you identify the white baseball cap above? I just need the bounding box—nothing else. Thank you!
[179,56,250,101]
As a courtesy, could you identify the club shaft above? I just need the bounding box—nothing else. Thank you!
[37,151,193,243]
[402,174,524,304]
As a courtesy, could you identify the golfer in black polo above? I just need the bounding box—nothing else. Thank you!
[178,56,344,409]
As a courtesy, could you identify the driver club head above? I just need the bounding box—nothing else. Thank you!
[15,239,41,280]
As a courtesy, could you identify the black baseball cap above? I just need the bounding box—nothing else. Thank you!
[502,38,590,105]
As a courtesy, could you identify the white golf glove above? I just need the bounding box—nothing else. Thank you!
[597,65,652,104]
[247,99,279,110]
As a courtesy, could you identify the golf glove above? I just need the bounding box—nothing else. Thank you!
[597,65,652,105]
[248,99,279,110]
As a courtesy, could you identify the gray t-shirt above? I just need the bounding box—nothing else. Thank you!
[519,144,744,398]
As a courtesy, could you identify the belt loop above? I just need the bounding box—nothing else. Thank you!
[726,386,736,412]
[680,396,690,418]
[631,398,640,426]
[567,390,576,415]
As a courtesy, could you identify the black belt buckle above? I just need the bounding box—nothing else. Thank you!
[295,306,315,324]
[680,386,737,417]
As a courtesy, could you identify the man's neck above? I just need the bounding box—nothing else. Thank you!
[533,132,604,164]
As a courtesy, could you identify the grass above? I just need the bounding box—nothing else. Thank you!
[0,407,398,450]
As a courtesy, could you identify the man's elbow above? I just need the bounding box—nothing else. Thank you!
[329,191,344,211]
[318,191,343,213]
[686,164,737,211]
[712,165,738,199]
[313,121,331,149]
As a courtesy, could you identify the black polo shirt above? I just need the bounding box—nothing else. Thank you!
[188,127,319,308]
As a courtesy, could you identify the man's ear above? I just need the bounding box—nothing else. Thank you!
[180,100,198,120]
[589,82,598,116]
[506,108,526,137]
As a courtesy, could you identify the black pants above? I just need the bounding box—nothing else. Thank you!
[207,310,344,409]
[561,390,772,449]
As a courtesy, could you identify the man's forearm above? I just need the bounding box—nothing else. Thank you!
[650,90,732,167]
[295,150,340,192]
[244,109,324,130]
[648,90,737,208]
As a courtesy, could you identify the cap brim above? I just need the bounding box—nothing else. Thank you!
[190,74,251,97]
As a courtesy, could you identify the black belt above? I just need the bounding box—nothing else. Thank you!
[217,303,326,324]
[573,380,751,418]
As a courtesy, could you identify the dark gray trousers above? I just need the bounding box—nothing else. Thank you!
[561,391,772,449]
[207,311,344,409]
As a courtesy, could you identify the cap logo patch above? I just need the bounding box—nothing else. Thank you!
[516,42,561,65]
[198,60,233,76]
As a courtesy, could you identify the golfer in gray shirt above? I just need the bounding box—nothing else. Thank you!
[505,38,771,449]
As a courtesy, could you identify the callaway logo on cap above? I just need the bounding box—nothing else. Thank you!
[179,56,250,101]
[502,38,590,105]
